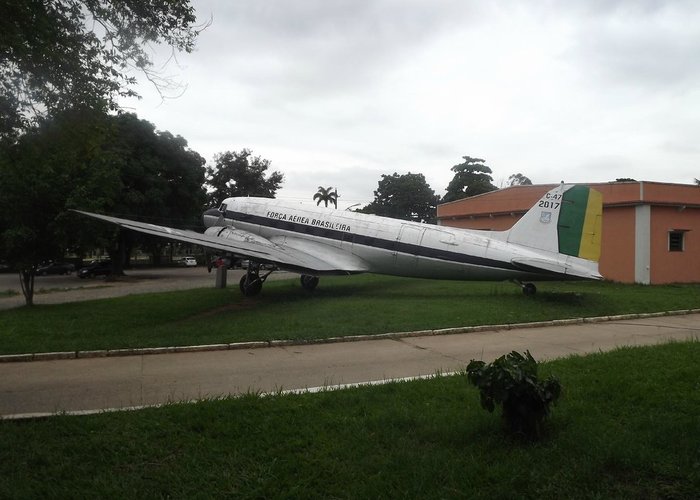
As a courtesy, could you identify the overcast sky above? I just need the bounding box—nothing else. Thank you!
[121,0,700,208]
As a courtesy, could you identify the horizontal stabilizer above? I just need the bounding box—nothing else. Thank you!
[511,257,603,280]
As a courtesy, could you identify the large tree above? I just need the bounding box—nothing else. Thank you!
[100,113,206,223]
[0,110,205,305]
[442,156,497,203]
[98,113,206,271]
[361,172,439,223]
[205,149,284,207]
[0,109,114,304]
[0,0,202,141]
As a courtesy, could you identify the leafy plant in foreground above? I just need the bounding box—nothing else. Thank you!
[466,350,561,438]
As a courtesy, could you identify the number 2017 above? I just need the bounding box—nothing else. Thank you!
[538,200,560,209]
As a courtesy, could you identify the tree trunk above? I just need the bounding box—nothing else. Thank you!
[19,269,35,306]
[106,229,127,278]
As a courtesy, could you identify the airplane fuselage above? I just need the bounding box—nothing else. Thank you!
[76,184,602,296]
[205,197,580,282]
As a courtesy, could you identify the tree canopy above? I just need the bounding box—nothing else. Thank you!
[507,173,533,186]
[205,149,284,207]
[313,186,338,208]
[0,110,205,304]
[0,0,202,140]
[442,156,497,203]
[100,113,206,225]
[361,172,439,223]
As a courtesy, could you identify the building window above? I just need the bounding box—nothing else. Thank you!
[668,231,686,252]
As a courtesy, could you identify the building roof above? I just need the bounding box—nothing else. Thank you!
[437,181,700,220]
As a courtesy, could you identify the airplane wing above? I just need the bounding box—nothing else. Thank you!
[268,236,369,273]
[73,211,368,274]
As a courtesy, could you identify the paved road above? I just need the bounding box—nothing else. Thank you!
[1,313,698,419]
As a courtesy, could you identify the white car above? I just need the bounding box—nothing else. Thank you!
[180,256,197,267]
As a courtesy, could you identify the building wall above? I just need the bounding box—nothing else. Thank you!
[601,206,636,283]
[649,206,700,284]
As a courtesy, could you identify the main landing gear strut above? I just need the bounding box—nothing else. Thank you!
[513,280,537,296]
[238,262,321,297]
[239,262,274,297]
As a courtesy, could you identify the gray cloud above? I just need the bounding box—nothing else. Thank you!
[562,1,700,92]
[193,0,479,101]
[125,0,700,205]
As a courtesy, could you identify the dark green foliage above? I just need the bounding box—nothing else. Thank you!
[205,149,283,207]
[0,108,113,303]
[0,110,205,304]
[0,0,201,140]
[360,171,439,223]
[467,350,561,438]
[442,156,497,203]
[99,113,206,226]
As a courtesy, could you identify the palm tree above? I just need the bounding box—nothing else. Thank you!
[313,186,338,208]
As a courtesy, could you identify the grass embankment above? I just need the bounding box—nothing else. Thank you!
[1,275,699,354]
[1,341,698,498]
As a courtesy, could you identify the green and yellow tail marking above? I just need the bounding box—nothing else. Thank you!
[557,186,602,261]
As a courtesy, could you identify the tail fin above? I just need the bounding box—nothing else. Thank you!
[506,184,603,262]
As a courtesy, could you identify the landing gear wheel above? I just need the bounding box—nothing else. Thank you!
[522,283,537,296]
[300,275,320,292]
[239,275,263,297]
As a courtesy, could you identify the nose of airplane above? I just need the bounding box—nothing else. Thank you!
[202,208,223,228]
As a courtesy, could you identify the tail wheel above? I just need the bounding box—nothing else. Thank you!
[239,275,263,297]
[300,275,320,291]
[522,283,537,296]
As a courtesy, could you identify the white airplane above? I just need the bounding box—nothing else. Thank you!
[75,183,603,296]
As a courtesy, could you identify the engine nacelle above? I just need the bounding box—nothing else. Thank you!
[204,226,271,247]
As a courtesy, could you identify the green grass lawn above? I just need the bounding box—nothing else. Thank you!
[1,275,699,354]
[1,341,698,498]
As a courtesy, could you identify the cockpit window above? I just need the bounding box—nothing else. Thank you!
[219,203,227,213]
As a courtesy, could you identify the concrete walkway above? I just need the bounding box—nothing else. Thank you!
[1,313,698,419]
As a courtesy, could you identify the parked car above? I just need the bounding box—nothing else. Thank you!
[180,256,197,267]
[78,260,112,278]
[37,262,75,276]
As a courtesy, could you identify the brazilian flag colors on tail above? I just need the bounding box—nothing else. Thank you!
[506,184,603,265]
[557,185,603,261]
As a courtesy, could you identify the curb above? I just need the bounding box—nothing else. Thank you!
[2,309,699,363]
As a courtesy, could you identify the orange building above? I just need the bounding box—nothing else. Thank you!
[437,181,700,284]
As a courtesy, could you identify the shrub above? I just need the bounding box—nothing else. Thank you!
[466,350,561,438]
